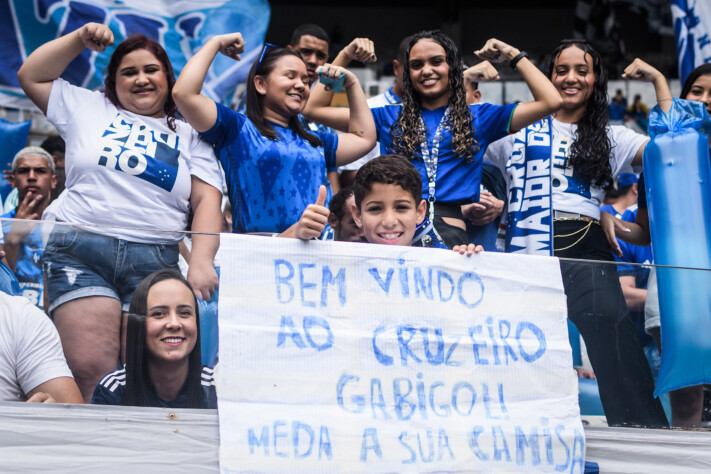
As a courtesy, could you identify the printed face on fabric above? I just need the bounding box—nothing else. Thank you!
[13,155,56,203]
[145,278,197,365]
[256,55,311,124]
[685,74,711,113]
[291,34,329,84]
[353,183,427,247]
[408,39,451,108]
[115,48,169,118]
[551,46,596,117]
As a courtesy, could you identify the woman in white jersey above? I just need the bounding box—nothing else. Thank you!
[17,23,223,402]
[487,39,671,427]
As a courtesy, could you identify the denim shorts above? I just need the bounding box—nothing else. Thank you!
[42,227,180,313]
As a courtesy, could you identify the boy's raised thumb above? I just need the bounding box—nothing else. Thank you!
[315,185,327,206]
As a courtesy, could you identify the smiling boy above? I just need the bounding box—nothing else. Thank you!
[352,155,426,247]
[352,155,481,255]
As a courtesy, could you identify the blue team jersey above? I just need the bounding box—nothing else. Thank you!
[370,102,517,203]
[201,102,338,234]
[91,365,217,408]
[0,209,44,307]
[599,203,623,219]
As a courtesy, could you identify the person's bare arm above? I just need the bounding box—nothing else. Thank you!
[622,58,671,166]
[17,23,114,114]
[26,377,83,404]
[301,68,352,132]
[327,170,341,195]
[314,65,376,166]
[464,60,500,84]
[330,37,376,68]
[600,211,651,248]
[173,33,244,132]
[187,176,222,300]
[619,275,647,312]
[475,39,562,132]
[301,37,377,132]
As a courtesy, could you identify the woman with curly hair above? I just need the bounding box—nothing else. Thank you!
[304,30,561,248]
[486,39,671,427]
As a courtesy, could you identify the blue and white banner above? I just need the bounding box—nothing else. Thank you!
[505,118,554,256]
[672,0,711,85]
[217,235,584,473]
[0,0,269,109]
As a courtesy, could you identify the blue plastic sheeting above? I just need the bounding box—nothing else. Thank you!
[645,99,711,395]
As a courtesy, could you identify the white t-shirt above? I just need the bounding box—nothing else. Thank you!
[339,91,396,172]
[485,118,648,220]
[0,293,73,402]
[47,79,223,243]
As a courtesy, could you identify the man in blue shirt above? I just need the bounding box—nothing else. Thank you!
[1,147,56,308]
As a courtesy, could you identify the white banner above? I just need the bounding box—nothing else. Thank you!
[216,234,585,473]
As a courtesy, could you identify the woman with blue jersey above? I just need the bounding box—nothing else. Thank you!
[92,269,216,408]
[303,30,562,248]
[173,33,376,239]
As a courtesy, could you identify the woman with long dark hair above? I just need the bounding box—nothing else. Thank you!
[303,30,562,248]
[92,269,215,408]
[172,33,375,239]
[487,39,672,427]
[17,23,223,402]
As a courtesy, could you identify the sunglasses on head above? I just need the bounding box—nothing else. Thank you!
[256,42,281,70]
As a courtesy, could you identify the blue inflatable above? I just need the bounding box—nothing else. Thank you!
[645,99,711,395]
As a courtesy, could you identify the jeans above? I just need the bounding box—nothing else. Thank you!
[42,226,179,313]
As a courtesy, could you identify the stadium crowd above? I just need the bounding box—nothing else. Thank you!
[0,20,709,429]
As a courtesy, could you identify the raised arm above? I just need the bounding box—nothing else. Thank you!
[173,33,245,133]
[623,59,673,115]
[475,39,563,132]
[331,37,377,68]
[315,64,376,166]
[464,60,500,84]
[302,36,376,132]
[622,58,671,165]
[17,23,114,114]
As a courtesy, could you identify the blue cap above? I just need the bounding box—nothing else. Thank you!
[617,172,638,190]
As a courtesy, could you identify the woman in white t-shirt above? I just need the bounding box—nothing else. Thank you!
[486,40,673,428]
[17,23,223,402]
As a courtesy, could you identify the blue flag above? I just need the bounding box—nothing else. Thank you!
[0,0,270,109]
[0,118,31,202]
[672,0,711,85]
